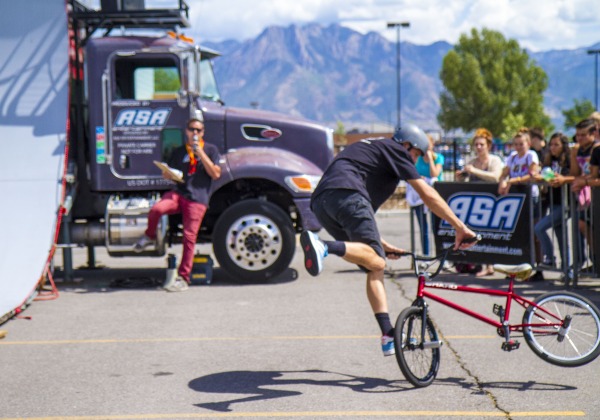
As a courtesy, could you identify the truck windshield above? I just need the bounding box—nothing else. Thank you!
[199,58,221,102]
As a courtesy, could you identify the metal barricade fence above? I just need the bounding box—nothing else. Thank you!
[519,181,597,285]
[568,183,597,286]
[532,183,570,281]
[538,181,597,286]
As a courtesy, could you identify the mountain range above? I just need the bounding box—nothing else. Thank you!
[203,24,600,134]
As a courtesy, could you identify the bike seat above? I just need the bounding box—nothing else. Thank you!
[493,263,533,280]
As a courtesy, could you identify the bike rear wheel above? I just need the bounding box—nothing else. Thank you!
[394,306,441,387]
[523,291,600,367]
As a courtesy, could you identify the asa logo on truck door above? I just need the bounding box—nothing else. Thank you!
[114,108,171,127]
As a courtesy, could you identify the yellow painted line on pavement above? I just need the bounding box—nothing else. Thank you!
[0,334,495,346]
[0,410,586,419]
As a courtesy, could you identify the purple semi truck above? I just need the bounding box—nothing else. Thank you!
[62,0,333,282]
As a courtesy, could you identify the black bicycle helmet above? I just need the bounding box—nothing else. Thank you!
[393,123,429,155]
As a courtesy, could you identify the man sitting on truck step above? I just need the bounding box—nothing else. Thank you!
[134,118,221,292]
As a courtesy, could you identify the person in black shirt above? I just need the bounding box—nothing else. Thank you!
[590,142,600,182]
[300,124,476,357]
[134,118,221,292]
[530,127,547,165]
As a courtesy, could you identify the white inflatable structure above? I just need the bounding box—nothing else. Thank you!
[0,0,69,322]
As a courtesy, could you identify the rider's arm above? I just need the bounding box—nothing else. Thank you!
[407,178,476,250]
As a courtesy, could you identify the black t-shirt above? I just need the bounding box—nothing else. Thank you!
[312,137,420,211]
[590,144,600,167]
[533,146,546,164]
[548,155,570,205]
[168,143,220,205]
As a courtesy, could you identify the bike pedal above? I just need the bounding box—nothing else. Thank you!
[493,304,503,316]
[501,340,520,352]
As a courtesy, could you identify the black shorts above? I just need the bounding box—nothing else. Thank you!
[311,189,384,260]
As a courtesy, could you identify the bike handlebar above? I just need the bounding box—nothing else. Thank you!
[387,234,481,279]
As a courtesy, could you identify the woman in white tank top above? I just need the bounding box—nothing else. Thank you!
[498,129,540,203]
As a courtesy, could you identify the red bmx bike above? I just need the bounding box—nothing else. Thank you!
[392,244,600,388]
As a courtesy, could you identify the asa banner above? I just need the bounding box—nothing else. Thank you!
[432,182,534,265]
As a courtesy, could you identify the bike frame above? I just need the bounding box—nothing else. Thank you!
[416,272,565,333]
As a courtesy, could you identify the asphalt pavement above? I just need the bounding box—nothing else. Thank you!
[1,211,599,419]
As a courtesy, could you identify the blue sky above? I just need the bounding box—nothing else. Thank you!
[183,0,600,51]
[84,0,600,51]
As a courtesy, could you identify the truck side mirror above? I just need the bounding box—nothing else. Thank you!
[177,89,189,108]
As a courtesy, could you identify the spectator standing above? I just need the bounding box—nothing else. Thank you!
[566,118,599,268]
[533,133,571,270]
[456,128,504,183]
[498,129,540,205]
[589,111,600,142]
[408,135,444,256]
[530,127,549,216]
[590,139,600,181]
[498,129,542,280]
[456,128,503,276]
[587,132,600,271]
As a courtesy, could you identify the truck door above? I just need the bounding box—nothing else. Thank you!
[106,52,189,189]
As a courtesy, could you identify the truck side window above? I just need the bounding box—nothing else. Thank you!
[113,57,180,100]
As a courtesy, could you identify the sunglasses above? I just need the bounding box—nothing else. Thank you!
[187,127,204,133]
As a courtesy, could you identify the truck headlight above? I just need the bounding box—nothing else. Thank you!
[284,175,321,193]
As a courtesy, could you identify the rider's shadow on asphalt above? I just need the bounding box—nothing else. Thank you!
[188,369,403,412]
[189,370,579,412]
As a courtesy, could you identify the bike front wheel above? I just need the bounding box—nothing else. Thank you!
[394,306,441,387]
[523,291,600,367]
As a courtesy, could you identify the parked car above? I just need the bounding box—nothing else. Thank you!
[435,142,469,172]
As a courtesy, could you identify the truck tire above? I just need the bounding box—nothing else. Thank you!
[212,199,296,282]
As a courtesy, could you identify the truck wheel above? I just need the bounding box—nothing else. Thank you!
[213,199,295,282]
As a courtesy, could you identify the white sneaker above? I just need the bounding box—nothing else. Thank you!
[133,235,154,253]
[164,277,189,292]
[300,231,328,276]
[381,335,396,356]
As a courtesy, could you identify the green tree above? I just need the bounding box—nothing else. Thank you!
[499,112,526,142]
[334,121,347,145]
[562,99,595,130]
[155,68,180,92]
[438,28,552,139]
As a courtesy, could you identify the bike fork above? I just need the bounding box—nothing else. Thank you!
[420,303,443,349]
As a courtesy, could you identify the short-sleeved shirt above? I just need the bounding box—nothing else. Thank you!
[415,153,445,181]
[589,143,600,168]
[466,154,504,182]
[548,155,570,205]
[575,141,598,175]
[312,137,420,212]
[505,150,540,198]
[168,143,220,205]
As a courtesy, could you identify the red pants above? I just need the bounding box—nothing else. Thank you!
[145,191,207,282]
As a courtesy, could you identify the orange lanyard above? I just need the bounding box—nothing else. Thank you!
[185,144,197,175]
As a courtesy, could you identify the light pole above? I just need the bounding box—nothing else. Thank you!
[387,21,410,128]
[588,49,600,110]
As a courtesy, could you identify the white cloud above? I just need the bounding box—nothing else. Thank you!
[183,0,600,51]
